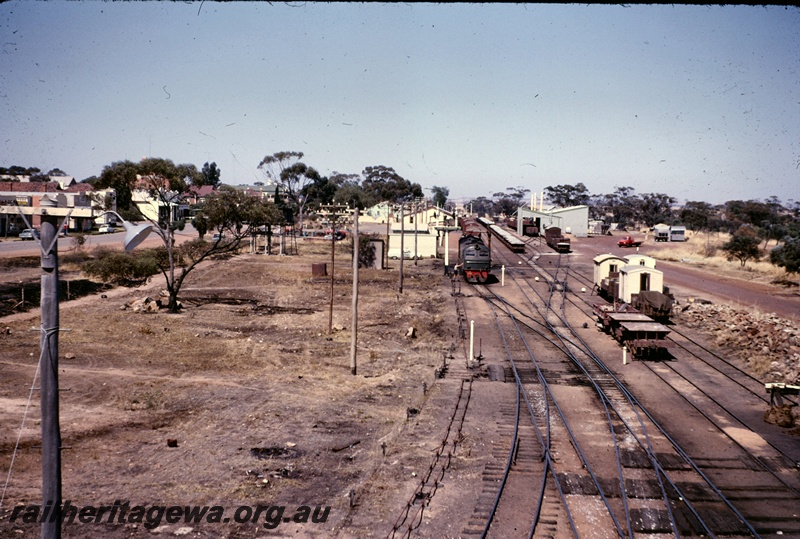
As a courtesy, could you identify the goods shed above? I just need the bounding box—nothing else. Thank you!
[516,205,589,238]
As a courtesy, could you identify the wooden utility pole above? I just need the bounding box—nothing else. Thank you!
[350,208,359,375]
[399,203,405,294]
[319,204,350,333]
[413,198,418,266]
[40,213,62,539]
[385,204,391,270]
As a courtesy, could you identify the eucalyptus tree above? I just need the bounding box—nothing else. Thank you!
[150,184,280,312]
[638,193,676,228]
[96,160,141,213]
[679,201,713,232]
[198,161,222,187]
[430,185,449,208]
[721,225,762,268]
[258,151,319,229]
[362,165,422,202]
[543,182,590,207]
[770,236,800,287]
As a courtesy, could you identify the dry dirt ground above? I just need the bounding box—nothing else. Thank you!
[0,241,479,538]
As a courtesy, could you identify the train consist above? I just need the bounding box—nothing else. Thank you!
[457,217,492,283]
[544,226,571,253]
[474,217,527,253]
[592,253,674,359]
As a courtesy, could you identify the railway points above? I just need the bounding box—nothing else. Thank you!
[422,223,800,538]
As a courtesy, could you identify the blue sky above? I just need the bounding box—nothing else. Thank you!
[2,2,798,205]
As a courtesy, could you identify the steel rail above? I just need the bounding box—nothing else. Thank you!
[388,378,472,538]
[479,287,580,538]
[479,283,627,538]
[564,262,798,407]
[521,249,762,538]
[560,262,800,486]
[641,359,800,498]
[492,249,666,536]
[496,245,703,537]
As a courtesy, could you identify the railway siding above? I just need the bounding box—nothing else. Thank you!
[444,226,800,538]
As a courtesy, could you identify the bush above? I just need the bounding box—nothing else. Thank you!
[357,235,377,269]
[82,248,160,284]
[770,236,800,275]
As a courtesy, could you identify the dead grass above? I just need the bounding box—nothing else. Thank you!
[647,230,795,285]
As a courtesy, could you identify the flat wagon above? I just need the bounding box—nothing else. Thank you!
[599,311,671,359]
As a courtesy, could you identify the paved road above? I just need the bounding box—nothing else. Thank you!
[0,224,199,258]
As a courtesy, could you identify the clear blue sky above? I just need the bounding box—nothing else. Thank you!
[2,2,798,205]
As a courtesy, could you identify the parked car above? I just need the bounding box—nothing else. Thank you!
[212,232,224,242]
[19,228,40,240]
[98,224,115,234]
[323,231,346,241]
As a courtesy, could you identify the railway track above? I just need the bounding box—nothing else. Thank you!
[476,230,800,536]
[560,254,800,456]
[454,225,800,537]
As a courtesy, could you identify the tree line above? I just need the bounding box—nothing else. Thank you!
[6,159,798,293]
[3,155,452,312]
[466,182,800,278]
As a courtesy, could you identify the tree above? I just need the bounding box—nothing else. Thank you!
[198,162,222,187]
[770,236,800,276]
[544,183,590,207]
[489,186,529,217]
[145,184,279,311]
[591,186,639,228]
[722,225,762,268]
[257,151,320,229]
[430,186,449,208]
[466,196,494,216]
[133,158,201,311]
[192,212,209,238]
[96,160,140,211]
[302,175,339,209]
[333,184,375,210]
[638,193,676,228]
[29,172,51,182]
[680,201,713,232]
[361,165,422,202]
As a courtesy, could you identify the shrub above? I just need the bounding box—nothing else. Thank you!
[357,235,377,269]
[770,236,800,275]
[82,248,160,284]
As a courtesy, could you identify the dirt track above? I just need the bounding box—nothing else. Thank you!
[0,241,464,538]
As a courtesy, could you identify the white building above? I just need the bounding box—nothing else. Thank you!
[515,205,590,237]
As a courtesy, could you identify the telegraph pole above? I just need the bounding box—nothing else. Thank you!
[413,198,418,266]
[385,204,391,270]
[350,208,359,375]
[40,210,61,539]
[399,203,405,294]
[319,204,350,333]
